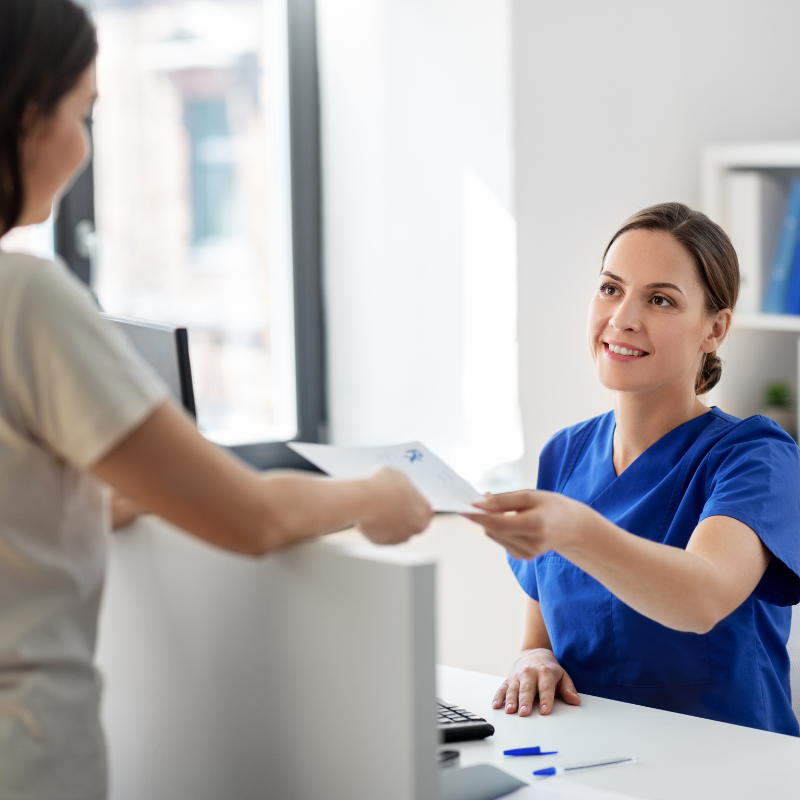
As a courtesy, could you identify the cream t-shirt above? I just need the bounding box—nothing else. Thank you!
[0,251,167,800]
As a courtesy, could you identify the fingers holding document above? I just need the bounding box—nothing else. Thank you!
[356,467,433,545]
[464,489,591,560]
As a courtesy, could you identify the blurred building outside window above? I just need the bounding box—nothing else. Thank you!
[88,0,297,446]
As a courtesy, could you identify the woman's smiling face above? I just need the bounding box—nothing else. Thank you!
[588,227,729,396]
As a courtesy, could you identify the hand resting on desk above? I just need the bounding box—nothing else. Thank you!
[493,646,581,717]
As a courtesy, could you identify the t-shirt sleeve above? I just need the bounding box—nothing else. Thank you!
[700,417,800,606]
[1,258,169,469]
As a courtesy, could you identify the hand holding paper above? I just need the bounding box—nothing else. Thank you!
[289,441,485,514]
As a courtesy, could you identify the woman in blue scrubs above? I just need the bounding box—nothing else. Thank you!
[467,202,800,736]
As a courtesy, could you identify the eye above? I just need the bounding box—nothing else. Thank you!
[599,283,619,297]
[652,294,673,307]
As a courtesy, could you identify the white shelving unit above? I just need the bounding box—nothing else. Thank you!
[702,143,800,434]
[735,313,800,333]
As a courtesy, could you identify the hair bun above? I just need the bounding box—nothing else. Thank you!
[696,352,722,395]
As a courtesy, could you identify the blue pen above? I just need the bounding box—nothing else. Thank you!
[534,756,637,777]
[504,746,557,757]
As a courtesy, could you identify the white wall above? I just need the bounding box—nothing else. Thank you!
[330,515,527,678]
[314,0,527,678]
[514,0,800,481]
[317,0,522,489]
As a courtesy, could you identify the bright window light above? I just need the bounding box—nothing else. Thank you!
[91,0,297,446]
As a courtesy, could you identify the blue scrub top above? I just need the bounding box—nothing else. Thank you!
[509,408,800,736]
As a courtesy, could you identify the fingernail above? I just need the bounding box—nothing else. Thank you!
[493,701,501,707]
[506,703,514,711]
[519,705,527,714]
[541,704,547,713]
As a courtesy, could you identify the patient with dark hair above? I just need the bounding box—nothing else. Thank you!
[0,1,431,796]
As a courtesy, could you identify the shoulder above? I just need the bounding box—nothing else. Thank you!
[1,254,101,339]
[0,253,122,385]
[701,408,800,484]
[537,412,611,490]
[543,412,611,459]
[0,251,87,308]
[0,250,51,291]
[707,408,798,457]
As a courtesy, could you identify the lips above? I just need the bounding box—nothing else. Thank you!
[604,339,649,357]
[603,341,649,362]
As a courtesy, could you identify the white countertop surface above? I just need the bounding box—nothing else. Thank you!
[438,664,800,799]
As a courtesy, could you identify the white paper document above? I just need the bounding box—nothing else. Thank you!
[288,441,485,514]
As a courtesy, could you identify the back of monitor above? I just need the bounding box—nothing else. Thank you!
[97,529,438,800]
[102,314,196,416]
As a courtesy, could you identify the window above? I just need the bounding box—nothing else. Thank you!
[59,0,325,468]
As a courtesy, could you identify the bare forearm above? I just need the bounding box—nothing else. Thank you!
[93,402,427,556]
[521,598,553,651]
[252,472,373,551]
[474,491,770,636]
[562,515,734,633]
[100,450,372,555]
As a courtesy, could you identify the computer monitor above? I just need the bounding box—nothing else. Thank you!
[103,314,196,418]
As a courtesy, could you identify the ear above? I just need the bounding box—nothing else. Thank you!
[701,308,732,353]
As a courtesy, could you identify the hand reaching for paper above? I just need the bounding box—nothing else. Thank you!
[464,490,593,560]
[356,467,433,545]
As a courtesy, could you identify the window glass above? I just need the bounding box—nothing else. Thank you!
[91,0,297,446]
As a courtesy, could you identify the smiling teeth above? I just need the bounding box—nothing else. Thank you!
[609,344,645,357]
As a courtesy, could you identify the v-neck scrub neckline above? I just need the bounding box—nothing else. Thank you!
[509,407,800,736]
[607,408,715,480]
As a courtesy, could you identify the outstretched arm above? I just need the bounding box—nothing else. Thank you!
[467,491,770,634]
[93,401,432,555]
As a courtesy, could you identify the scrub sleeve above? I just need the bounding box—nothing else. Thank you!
[699,427,800,607]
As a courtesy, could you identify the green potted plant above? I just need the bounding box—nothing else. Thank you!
[761,381,796,439]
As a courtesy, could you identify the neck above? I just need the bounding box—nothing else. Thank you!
[612,384,708,475]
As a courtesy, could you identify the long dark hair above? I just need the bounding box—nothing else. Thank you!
[603,202,739,396]
[0,0,97,235]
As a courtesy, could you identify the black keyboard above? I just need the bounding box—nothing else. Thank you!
[437,698,495,743]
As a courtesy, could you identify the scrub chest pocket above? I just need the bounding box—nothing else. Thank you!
[537,556,711,690]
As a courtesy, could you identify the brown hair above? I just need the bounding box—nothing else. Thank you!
[0,0,98,235]
[603,202,739,395]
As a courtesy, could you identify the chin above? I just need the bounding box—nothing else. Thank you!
[597,372,650,394]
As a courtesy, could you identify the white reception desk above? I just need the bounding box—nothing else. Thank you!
[438,664,800,799]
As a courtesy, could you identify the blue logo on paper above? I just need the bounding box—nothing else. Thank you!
[404,448,423,464]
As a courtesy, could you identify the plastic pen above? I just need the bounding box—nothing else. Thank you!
[533,756,637,777]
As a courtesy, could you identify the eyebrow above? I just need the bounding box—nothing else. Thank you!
[600,271,685,297]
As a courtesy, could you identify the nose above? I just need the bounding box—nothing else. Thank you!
[608,295,641,333]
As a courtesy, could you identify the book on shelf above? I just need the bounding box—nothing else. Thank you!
[722,171,785,314]
[764,178,800,314]
[785,234,800,315]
